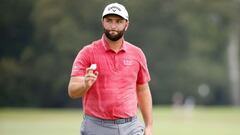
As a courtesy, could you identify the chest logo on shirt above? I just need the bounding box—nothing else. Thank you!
[123,59,133,66]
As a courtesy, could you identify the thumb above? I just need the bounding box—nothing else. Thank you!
[86,67,94,74]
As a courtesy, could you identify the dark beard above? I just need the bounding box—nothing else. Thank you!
[104,29,125,41]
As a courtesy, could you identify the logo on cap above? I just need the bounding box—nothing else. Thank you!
[108,6,121,12]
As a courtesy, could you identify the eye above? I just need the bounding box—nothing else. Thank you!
[104,18,112,23]
[116,19,124,24]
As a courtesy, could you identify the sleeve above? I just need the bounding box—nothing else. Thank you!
[71,46,91,77]
[137,49,151,84]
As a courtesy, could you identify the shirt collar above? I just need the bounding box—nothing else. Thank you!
[101,34,127,52]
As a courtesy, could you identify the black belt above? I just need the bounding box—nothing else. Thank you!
[84,115,137,124]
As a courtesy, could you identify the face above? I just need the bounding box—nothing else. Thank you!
[102,15,128,41]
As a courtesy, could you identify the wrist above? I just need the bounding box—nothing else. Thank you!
[82,82,90,92]
[145,122,153,129]
[145,125,152,129]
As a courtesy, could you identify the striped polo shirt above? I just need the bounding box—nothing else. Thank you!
[71,35,150,119]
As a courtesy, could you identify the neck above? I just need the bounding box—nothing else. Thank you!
[104,35,123,52]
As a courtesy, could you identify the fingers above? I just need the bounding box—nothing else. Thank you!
[86,67,94,74]
[85,72,97,80]
[86,64,98,75]
[85,66,98,85]
[84,72,97,88]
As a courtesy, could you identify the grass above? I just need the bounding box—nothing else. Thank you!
[152,106,240,135]
[0,106,240,135]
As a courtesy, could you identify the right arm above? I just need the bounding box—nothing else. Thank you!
[68,76,88,99]
[68,68,98,99]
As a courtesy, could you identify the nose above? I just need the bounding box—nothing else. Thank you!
[110,22,117,29]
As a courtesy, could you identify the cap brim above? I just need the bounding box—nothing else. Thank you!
[103,14,127,20]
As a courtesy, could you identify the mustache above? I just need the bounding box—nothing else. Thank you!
[105,29,119,33]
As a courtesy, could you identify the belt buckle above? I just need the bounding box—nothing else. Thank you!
[114,117,132,124]
[127,117,132,122]
[114,119,124,124]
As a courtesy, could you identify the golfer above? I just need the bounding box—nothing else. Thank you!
[68,3,152,135]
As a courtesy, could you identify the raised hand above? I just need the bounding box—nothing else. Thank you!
[84,64,98,90]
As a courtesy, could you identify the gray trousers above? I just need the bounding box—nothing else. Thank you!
[80,115,144,135]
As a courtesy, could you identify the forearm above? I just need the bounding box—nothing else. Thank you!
[68,77,88,99]
[68,69,98,99]
[137,83,153,128]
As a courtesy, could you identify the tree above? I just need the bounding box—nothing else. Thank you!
[176,0,240,105]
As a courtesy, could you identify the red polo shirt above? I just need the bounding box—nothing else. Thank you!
[71,35,150,119]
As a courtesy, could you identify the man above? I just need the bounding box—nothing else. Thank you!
[68,3,152,135]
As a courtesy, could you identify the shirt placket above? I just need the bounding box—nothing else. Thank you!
[113,53,118,71]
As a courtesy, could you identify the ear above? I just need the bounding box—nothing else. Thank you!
[101,19,104,27]
[124,21,129,31]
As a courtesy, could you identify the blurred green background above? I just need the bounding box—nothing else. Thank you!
[1,0,240,107]
[1,0,240,134]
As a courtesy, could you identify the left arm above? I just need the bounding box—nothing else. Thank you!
[137,83,153,135]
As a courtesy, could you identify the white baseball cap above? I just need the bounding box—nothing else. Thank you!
[102,3,129,21]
